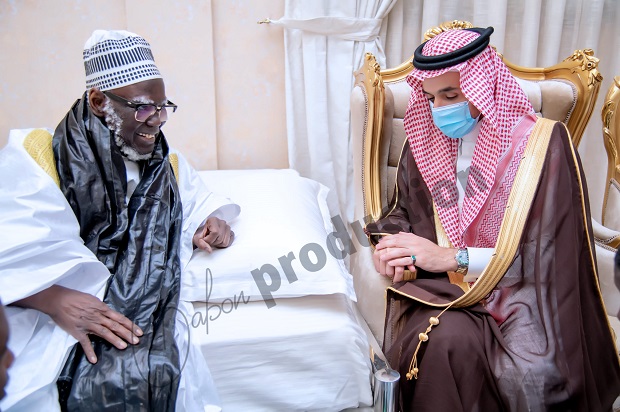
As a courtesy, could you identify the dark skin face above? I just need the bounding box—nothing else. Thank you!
[89,78,168,155]
[89,77,234,252]
[0,304,14,400]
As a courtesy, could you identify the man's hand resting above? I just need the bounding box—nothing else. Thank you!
[193,216,234,252]
[13,285,142,364]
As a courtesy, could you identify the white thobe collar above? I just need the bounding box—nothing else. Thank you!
[124,158,141,200]
[456,120,482,211]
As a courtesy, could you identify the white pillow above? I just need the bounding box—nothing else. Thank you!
[181,169,356,307]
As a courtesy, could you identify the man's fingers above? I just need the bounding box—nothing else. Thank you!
[92,326,129,350]
[393,267,404,283]
[195,237,213,253]
[221,230,232,247]
[101,317,139,345]
[376,235,400,249]
[384,259,395,277]
[104,308,143,336]
[204,227,233,248]
[78,335,98,364]
[387,256,416,267]
[199,218,234,249]
[380,259,388,277]
[203,241,213,253]
[375,241,387,250]
[377,232,422,250]
[379,249,395,277]
[372,250,381,272]
[203,230,222,247]
[200,223,210,238]
[381,247,415,262]
[379,251,388,276]
[205,218,225,234]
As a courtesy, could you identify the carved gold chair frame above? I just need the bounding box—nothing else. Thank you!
[601,76,620,231]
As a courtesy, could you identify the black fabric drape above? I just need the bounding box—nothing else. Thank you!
[52,94,183,411]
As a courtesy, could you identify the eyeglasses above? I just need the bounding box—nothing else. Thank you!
[103,91,178,122]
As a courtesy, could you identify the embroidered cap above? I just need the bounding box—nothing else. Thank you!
[83,29,162,91]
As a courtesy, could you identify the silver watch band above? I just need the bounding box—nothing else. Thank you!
[455,247,469,275]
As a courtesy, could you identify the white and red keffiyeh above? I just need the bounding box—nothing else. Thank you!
[404,29,537,248]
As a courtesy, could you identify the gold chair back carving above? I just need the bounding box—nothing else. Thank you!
[601,76,620,230]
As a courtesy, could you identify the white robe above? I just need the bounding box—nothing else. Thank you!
[455,122,494,280]
[0,129,240,412]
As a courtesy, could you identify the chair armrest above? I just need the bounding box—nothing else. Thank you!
[592,218,620,251]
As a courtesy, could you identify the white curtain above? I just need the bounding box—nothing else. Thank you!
[270,0,398,221]
[270,0,619,221]
[380,0,620,220]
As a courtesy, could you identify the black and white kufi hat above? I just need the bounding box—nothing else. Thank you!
[83,30,162,91]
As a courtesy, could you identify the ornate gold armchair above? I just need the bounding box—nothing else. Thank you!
[601,77,620,233]
[349,20,603,346]
[594,76,620,336]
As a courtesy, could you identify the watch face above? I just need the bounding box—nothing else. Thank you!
[456,249,469,266]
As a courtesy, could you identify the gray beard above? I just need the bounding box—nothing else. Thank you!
[101,99,152,161]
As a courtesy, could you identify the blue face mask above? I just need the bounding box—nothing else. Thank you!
[430,100,478,139]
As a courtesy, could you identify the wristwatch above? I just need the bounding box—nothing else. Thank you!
[454,248,469,275]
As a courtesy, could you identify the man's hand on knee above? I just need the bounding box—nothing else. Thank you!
[13,285,142,364]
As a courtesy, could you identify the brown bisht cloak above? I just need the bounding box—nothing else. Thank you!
[366,120,620,411]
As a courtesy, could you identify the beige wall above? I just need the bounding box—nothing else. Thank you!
[0,0,288,170]
[2,1,612,221]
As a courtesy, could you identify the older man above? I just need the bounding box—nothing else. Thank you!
[0,30,239,411]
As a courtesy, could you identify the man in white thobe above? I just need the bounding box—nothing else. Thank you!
[0,30,239,411]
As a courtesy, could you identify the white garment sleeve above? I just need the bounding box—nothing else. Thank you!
[172,150,240,269]
[0,130,110,412]
[173,300,222,412]
[463,247,495,282]
[170,151,228,411]
[0,132,110,304]
[454,125,494,281]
